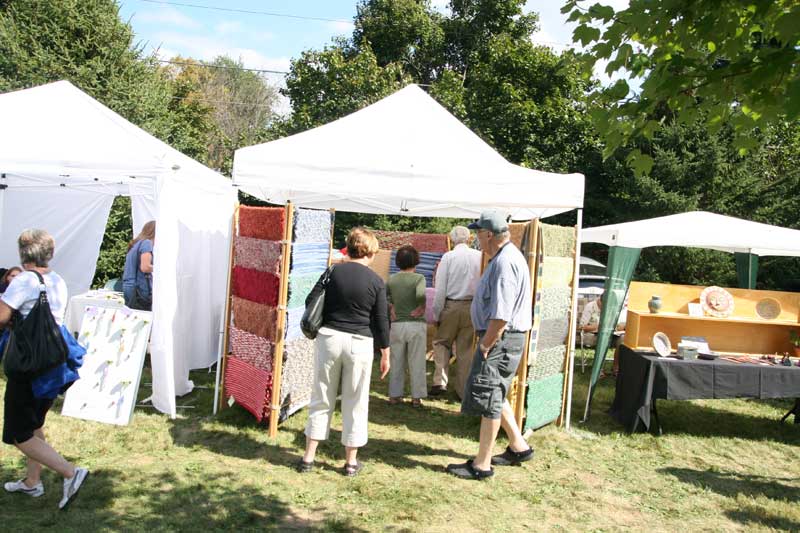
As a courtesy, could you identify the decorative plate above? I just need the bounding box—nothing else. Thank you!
[755,297,781,320]
[652,332,672,357]
[700,286,734,318]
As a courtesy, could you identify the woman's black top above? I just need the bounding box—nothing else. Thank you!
[308,261,390,349]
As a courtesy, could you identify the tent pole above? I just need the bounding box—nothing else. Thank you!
[214,204,239,414]
[269,202,294,439]
[560,209,582,430]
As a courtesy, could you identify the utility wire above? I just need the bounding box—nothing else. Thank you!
[157,59,288,75]
[139,0,353,24]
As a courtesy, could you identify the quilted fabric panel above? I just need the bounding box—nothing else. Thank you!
[230,325,274,373]
[239,206,286,241]
[232,266,280,307]
[234,236,281,274]
[231,297,278,342]
[293,208,332,243]
[224,356,271,422]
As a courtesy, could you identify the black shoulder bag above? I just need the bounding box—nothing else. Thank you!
[3,271,68,381]
[301,266,334,340]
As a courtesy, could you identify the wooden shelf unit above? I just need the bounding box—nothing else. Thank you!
[624,281,800,355]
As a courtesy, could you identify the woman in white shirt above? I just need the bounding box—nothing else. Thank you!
[0,229,88,509]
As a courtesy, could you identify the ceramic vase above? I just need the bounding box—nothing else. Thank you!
[648,295,662,314]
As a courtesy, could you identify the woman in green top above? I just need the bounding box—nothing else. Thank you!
[386,245,428,407]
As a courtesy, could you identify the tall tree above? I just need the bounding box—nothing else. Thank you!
[564,0,800,174]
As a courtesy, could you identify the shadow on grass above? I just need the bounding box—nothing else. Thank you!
[0,466,367,531]
[660,467,800,531]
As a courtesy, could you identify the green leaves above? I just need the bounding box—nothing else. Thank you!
[573,24,601,46]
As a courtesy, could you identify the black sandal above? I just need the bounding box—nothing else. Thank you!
[445,459,494,480]
[343,462,363,477]
[296,459,314,473]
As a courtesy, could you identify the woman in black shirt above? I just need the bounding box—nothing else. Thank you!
[298,228,390,477]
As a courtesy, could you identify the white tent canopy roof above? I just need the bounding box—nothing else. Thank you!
[582,211,800,257]
[234,84,584,219]
[0,80,222,189]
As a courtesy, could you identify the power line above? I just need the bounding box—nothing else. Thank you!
[157,59,288,75]
[138,0,353,24]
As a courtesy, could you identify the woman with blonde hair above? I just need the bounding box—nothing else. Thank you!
[299,227,390,477]
[122,221,155,310]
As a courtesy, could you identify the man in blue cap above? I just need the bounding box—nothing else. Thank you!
[446,209,534,480]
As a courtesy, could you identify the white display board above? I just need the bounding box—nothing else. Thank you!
[62,306,152,425]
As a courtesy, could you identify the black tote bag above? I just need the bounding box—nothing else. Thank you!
[3,271,67,381]
[301,266,334,340]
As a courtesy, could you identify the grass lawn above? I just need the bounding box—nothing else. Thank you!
[2,349,800,532]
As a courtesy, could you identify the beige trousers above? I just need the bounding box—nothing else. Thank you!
[305,327,374,448]
[389,321,428,399]
[432,300,475,398]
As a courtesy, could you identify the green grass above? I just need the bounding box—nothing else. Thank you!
[3,350,800,532]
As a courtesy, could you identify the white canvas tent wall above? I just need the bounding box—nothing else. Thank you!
[233,83,586,427]
[581,210,800,419]
[0,81,236,417]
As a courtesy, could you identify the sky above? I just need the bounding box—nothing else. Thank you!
[118,0,630,112]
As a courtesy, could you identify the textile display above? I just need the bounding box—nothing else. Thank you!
[230,325,274,373]
[509,223,527,249]
[61,306,151,426]
[389,251,444,288]
[231,297,277,342]
[524,373,564,431]
[288,272,324,309]
[541,257,575,289]
[541,223,575,258]
[374,230,449,253]
[369,250,392,281]
[234,236,281,274]
[238,206,286,241]
[528,346,566,381]
[279,337,316,419]
[289,243,330,275]
[232,266,280,307]
[293,208,332,243]
[224,356,271,422]
[540,287,572,320]
[284,307,304,342]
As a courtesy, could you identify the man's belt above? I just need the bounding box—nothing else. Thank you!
[446,297,473,301]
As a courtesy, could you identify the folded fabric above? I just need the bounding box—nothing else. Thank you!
[234,236,281,274]
[541,223,575,258]
[540,257,575,289]
[230,325,274,373]
[540,287,572,321]
[288,272,324,309]
[525,372,564,431]
[290,242,330,275]
[232,297,278,342]
[528,345,567,381]
[280,337,316,417]
[293,208,332,243]
[536,317,570,352]
[284,307,304,342]
[239,206,286,241]
[224,356,271,422]
[389,251,444,288]
[232,266,280,307]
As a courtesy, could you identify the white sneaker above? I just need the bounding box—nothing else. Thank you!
[4,478,44,497]
[58,467,89,510]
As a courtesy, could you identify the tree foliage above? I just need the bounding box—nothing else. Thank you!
[564,0,800,174]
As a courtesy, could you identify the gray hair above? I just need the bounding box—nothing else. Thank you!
[449,225,471,245]
[18,229,55,267]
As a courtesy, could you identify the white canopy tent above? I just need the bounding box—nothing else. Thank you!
[0,81,237,417]
[233,83,586,428]
[582,211,800,256]
[234,84,584,219]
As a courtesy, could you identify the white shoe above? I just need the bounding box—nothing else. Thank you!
[4,478,44,497]
[59,467,89,510]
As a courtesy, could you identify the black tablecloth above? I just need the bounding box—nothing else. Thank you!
[610,345,800,433]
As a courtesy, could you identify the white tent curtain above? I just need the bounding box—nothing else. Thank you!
[0,81,236,417]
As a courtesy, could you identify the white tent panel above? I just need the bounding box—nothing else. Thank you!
[582,211,800,257]
[0,188,114,296]
[234,85,584,218]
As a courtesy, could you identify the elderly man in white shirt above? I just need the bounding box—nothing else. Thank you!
[430,226,482,398]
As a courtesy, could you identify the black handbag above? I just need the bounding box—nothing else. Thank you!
[3,271,68,381]
[130,274,152,311]
[301,266,334,340]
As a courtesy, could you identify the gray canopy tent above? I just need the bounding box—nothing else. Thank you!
[580,211,800,420]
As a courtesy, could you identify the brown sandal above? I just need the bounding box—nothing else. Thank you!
[388,397,404,405]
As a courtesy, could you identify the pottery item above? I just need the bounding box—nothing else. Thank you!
[648,295,663,314]
[755,297,781,320]
[652,332,671,357]
[700,286,734,318]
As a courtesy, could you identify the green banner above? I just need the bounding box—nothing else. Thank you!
[735,252,758,289]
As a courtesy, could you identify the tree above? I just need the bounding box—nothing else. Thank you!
[564,0,800,174]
